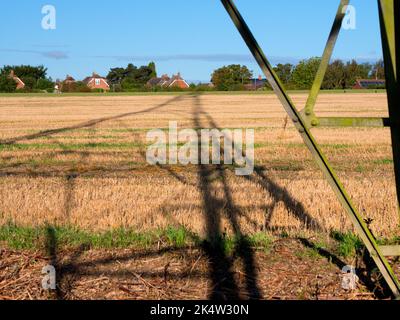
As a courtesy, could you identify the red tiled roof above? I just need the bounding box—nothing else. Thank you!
[147,73,188,88]
[83,72,108,84]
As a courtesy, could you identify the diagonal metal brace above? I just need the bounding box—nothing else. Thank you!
[221,0,400,298]
[301,0,350,128]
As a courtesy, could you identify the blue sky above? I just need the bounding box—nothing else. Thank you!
[0,0,383,82]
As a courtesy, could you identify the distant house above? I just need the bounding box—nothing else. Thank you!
[147,73,189,89]
[147,74,170,87]
[9,70,25,90]
[167,73,190,89]
[244,75,268,90]
[353,79,386,89]
[61,75,76,92]
[63,75,76,85]
[83,72,110,91]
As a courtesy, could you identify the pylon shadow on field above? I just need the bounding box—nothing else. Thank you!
[188,95,322,233]
[245,167,323,233]
[0,95,186,176]
[298,237,391,299]
[191,94,322,232]
[184,95,388,297]
[60,125,97,220]
[192,94,261,300]
[0,95,185,145]
[4,93,382,299]
[2,95,193,299]
[149,94,325,299]
[45,225,89,300]
[42,236,210,299]
[0,96,187,223]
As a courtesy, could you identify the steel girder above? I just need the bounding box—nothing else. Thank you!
[220,0,400,298]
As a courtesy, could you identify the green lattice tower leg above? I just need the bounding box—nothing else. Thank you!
[378,0,400,217]
[301,0,349,128]
[221,0,400,298]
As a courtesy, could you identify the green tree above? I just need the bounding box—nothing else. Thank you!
[211,64,253,91]
[125,63,137,76]
[121,77,137,91]
[1,65,47,81]
[36,78,55,92]
[61,81,91,93]
[148,62,157,78]
[371,59,385,80]
[106,63,155,91]
[106,67,126,86]
[291,57,321,90]
[322,60,346,89]
[273,63,293,85]
[75,81,91,92]
[20,77,36,91]
[344,60,371,88]
[0,75,17,92]
[132,66,154,86]
[0,65,51,91]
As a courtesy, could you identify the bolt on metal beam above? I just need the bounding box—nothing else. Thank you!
[221,0,400,298]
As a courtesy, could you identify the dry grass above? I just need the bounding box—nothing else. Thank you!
[1,239,382,300]
[0,93,398,239]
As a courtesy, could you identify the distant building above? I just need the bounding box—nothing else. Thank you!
[63,75,76,85]
[353,79,386,89]
[147,74,170,87]
[9,70,25,90]
[167,73,190,89]
[61,75,76,92]
[147,73,189,89]
[83,72,110,91]
[244,75,268,91]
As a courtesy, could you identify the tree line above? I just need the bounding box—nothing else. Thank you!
[211,58,385,91]
[0,63,158,93]
[106,62,157,91]
[0,65,54,92]
[0,58,386,93]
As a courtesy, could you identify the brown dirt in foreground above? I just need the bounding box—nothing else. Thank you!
[1,238,396,300]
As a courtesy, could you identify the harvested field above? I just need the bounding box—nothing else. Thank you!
[0,93,399,300]
[0,93,397,237]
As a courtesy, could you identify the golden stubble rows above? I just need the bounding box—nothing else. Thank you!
[0,93,398,239]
